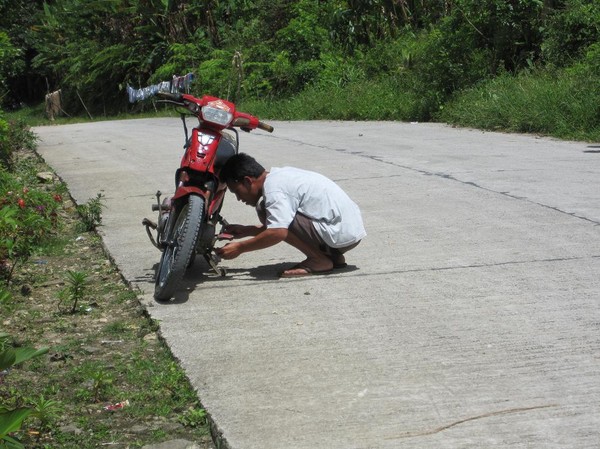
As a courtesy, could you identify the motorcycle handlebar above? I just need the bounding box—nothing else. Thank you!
[258,121,274,133]
[155,91,273,132]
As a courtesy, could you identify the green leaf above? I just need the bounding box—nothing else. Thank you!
[12,347,49,366]
[0,348,16,371]
[1,435,26,449]
[0,407,31,438]
[0,289,11,304]
[0,345,48,370]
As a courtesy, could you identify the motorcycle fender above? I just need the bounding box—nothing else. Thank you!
[172,186,210,204]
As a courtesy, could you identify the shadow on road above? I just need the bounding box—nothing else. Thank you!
[145,259,359,305]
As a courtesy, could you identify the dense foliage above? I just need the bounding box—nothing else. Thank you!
[0,0,599,137]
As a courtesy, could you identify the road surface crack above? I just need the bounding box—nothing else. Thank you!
[385,404,557,439]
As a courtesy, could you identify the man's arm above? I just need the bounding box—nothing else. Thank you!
[216,227,288,259]
[224,224,265,238]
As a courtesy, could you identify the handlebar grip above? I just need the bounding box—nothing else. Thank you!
[258,121,274,133]
[156,91,183,102]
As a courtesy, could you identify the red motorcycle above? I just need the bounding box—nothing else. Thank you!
[141,91,273,300]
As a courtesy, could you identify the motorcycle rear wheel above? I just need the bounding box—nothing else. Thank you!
[154,194,204,301]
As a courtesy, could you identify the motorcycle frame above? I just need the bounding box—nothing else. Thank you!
[163,113,239,246]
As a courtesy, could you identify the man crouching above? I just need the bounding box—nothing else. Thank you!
[215,153,366,277]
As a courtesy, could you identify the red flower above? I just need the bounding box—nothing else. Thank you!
[53,194,63,202]
[18,198,26,209]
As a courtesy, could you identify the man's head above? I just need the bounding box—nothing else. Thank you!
[219,153,266,207]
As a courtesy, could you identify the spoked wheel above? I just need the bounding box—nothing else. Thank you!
[154,194,205,301]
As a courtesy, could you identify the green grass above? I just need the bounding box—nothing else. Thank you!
[6,102,179,127]
[240,76,427,121]
[437,68,600,142]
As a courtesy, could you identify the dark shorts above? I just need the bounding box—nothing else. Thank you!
[290,213,360,258]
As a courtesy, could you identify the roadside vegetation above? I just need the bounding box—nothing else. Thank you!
[1,0,599,142]
[0,120,212,448]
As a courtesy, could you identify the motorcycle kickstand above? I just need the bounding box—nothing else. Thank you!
[204,252,226,277]
[142,218,160,248]
[143,190,168,250]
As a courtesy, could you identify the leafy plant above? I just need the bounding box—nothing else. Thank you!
[0,407,31,449]
[90,370,114,403]
[0,335,48,449]
[0,112,11,169]
[57,270,89,314]
[76,193,105,232]
[0,31,24,111]
[0,334,49,371]
[29,395,63,428]
[72,363,115,403]
[437,64,600,142]
[178,407,207,428]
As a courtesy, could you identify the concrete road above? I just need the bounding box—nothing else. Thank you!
[35,119,600,448]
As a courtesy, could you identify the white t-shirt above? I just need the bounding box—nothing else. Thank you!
[262,167,366,248]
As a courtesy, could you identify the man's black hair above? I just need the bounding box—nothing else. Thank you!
[219,153,265,183]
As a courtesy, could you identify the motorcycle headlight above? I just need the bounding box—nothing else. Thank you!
[202,100,233,126]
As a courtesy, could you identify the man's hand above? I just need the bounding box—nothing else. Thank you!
[215,227,288,260]
[215,242,243,260]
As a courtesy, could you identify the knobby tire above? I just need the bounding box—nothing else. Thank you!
[154,194,204,300]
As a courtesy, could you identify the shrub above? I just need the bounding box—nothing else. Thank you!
[0,31,24,108]
[76,193,105,232]
[0,117,37,170]
[195,50,234,99]
[413,18,491,98]
[0,112,9,167]
[542,0,600,66]
[151,39,211,86]
[0,170,62,284]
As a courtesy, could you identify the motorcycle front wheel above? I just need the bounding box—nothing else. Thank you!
[154,194,205,301]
